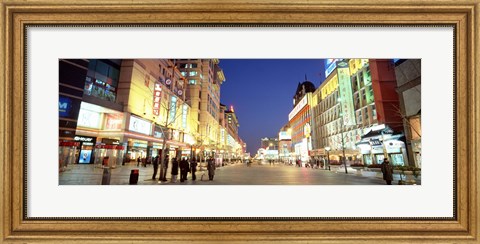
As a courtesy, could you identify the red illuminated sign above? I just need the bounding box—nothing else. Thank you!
[153,82,162,116]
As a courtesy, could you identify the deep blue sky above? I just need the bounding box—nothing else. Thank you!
[220,59,326,154]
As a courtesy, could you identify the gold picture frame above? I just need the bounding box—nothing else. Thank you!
[1,0,479,242]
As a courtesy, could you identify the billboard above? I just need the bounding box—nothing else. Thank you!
[324,58,339,77]
[336,60,356,126]
[279,131,291,140]
[129,116,152,135]
[77,108,101,129]
[288,95,308,121]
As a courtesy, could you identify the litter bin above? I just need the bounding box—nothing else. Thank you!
[101,168,111,185]
[129,169,139,184]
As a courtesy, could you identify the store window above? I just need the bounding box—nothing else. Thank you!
[390,154,405,166]
[364,67,372,85]
[84,60,120,102]
[372,106,377,120]
[358,72,364,88]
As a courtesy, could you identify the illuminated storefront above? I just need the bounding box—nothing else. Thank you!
[74,102,127,167]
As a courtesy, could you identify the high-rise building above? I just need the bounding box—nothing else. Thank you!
[311,59,407,167]
[177,59,226,160]
[59,59,197,171]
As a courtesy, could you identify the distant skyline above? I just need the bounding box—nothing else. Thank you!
[219,59,326,154]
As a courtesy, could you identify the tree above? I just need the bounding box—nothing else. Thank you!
[327,115,368,174]
[155,94,191,182]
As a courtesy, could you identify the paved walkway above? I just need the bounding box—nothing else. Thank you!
[59,162,420,185]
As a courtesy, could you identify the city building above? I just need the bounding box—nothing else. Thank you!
[114,59,195,163]
[225,106,242,161]
[288,79,316,163]
[394,59,421,167]
[57,58,245,171]
[59,59,127,169]
[260,137,279,160]
[278,122,292,163]
[177,59,225,161]
[60,59,195,170]
[311,59,406,167]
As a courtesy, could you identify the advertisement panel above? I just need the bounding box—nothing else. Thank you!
[169,96,177,124]
[288,95,308,121]
[77,108,101,129]
[336,61,356,126]
[78,149,92,164]
[105,113,123,130]
[59,96,72,118]
[129,116,152,135]
[182,104,188,129]
[324,58,338,77]
[279,131,291,140]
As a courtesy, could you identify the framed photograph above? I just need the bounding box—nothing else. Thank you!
[1,0,479,243]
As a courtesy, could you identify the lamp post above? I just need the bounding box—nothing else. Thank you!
[341,127,348,174]
[325,146,331,171]
[338,108,349,174]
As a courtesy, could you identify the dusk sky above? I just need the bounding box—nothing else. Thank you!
[219,59,326,154]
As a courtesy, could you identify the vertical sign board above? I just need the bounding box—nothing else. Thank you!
[153,82,162,116]
[336,61,356,126]
[182,104,188,129]
[169,96,177,124]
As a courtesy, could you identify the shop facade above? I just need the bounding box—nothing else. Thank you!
[356,125,407,166]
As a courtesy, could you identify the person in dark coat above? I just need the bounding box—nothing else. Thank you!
[190,158,198,181]
[179,157,189,182]
[207,157,216,180]
[152,155,159,180]
[161,155,169,181]
[137,156,141,167]
[381,158,394,185]
[170,157,179,183]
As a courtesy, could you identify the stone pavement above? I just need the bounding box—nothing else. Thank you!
[59,162,420,185]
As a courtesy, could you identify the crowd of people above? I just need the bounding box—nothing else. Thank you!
[148,155,217,182]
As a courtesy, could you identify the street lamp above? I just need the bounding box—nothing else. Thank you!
[325,146,331,171]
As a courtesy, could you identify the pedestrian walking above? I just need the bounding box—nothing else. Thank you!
[190,158,198,181]
[381,158,394,185]
[137,156,141,167]
[171,157,179,183]
[152,155,159,179]
[179,157,189,182]
[207,157,216,181]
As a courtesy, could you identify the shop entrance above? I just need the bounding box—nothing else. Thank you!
[59,141,80,171]
[74,136,96,164]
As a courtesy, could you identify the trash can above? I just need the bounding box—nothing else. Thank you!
[101,168,111,185]
[129,169,139,185]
